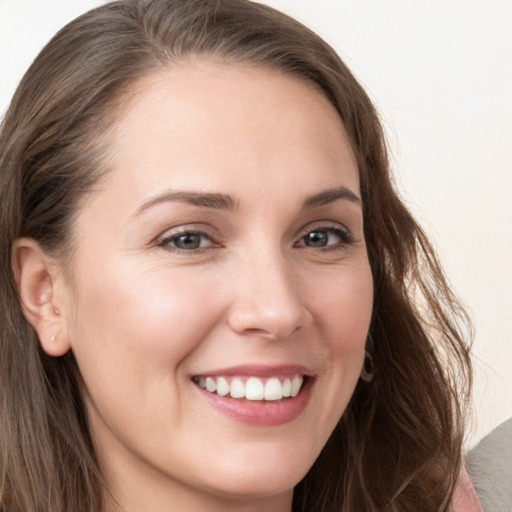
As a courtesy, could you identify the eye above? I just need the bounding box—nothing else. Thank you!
[296,226,354,249]
[157,230,217,251]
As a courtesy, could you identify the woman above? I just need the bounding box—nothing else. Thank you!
[0,0,475,511]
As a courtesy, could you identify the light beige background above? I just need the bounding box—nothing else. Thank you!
[1,0,511,447]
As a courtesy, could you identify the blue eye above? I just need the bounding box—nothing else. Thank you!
[158,231,215,251]
[298,227,353,249]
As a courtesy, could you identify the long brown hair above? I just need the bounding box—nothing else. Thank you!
[0,1,472,510]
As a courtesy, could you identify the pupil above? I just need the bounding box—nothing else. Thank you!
[176,234,200,249]
[306,231,327,247]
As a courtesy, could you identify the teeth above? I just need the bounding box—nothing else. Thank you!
[282,378,292,397]
[291,376,303,397]
[264,377,283,400]
[195,374,305,401]
[245,377,264,400]
[229,378,245,398]
[205,377,217,393]
[216,377,229,396]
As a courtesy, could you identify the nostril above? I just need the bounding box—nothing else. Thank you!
[227,301,312,340]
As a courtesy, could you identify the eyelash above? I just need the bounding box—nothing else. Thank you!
[156,225,355,253]
[294,226,355,251]
[156,229,219,252]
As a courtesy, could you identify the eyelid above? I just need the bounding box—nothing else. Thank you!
[152,221,355,252]
[294,222,355,248]
[154,224,221,251]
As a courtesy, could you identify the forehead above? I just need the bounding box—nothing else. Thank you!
[92,61,359,211]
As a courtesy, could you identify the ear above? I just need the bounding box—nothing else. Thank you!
[12,238,71,356]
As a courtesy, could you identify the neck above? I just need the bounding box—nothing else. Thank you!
[103,478,293,512]
[100,450,294,512]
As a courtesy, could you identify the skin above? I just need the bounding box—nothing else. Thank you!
[17,62,373,512]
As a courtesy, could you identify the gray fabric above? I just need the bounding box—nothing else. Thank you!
[466,418,512,512]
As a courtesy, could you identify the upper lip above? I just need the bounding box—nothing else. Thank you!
[191,364,315,378]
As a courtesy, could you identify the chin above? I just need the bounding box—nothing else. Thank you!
[207,471,300,502]
[196,444,315,500]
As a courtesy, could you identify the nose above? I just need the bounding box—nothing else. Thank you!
[227,250,313,340]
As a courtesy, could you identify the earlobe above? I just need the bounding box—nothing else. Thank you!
[12,238,71,357]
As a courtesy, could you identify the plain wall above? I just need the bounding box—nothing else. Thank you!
[1,0,511,447]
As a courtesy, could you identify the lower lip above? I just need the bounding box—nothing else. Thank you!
[195,378,314,426]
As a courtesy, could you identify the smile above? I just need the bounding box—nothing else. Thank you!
[193,375,304,401]
[191,365,314,426]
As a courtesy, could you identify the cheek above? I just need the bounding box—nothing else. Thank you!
[67,261,224,394]
[308,262,373,422]
[314,262,373,351]
[66,262,230,463]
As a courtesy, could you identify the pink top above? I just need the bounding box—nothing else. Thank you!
[450,467,483,512]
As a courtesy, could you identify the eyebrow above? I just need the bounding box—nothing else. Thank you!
[133,185,361,217]
[301,186,362,209]
[133,190,239,216]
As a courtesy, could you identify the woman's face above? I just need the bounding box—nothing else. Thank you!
[60,62,373,510]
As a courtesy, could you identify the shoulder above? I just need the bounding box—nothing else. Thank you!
[451,467,483,512]
[466,417,512,512]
